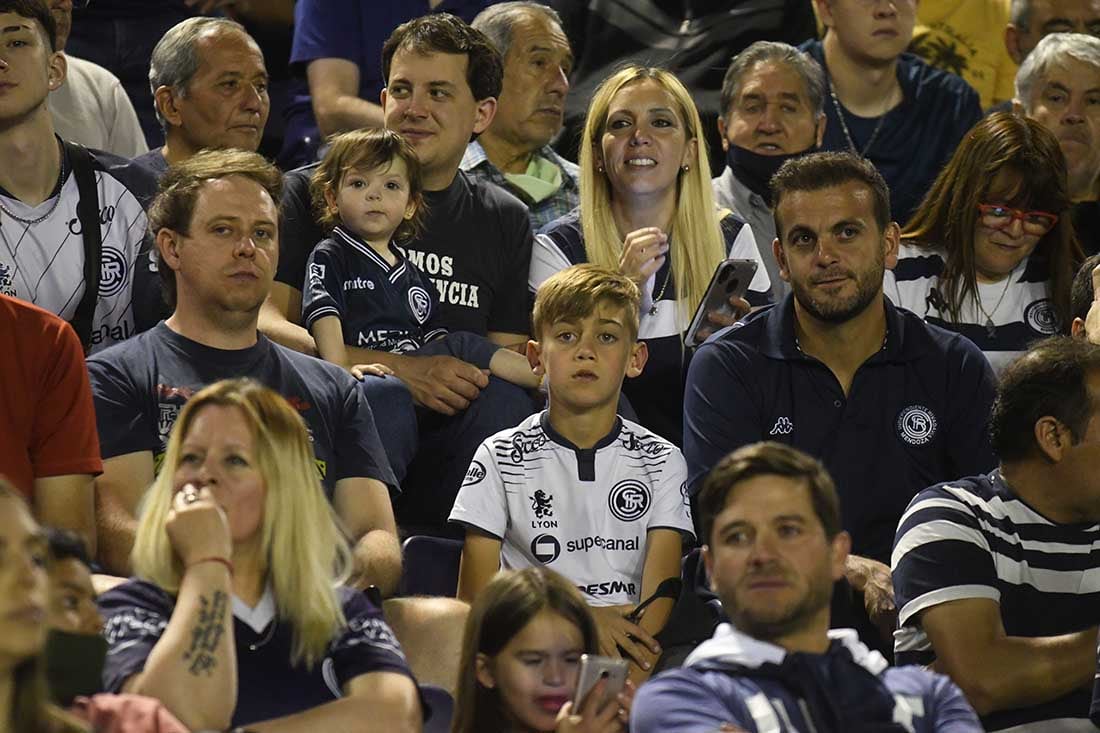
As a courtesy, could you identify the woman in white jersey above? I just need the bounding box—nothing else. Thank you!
[885,112,1081,373]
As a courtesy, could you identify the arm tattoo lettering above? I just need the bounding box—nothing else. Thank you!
[183,590,228,676]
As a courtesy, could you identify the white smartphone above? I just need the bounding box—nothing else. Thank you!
[684,258,759,348]
[572,654,629,710]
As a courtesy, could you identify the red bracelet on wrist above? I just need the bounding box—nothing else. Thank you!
[189,556,234,575]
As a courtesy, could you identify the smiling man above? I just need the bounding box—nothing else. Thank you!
[133,16,269,179]
[713,41,826,301]
[684,152,997,656]
[632,442,982,732]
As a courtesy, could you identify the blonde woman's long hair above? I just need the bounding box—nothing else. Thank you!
[579,65,727,330]
[131,379,353,668]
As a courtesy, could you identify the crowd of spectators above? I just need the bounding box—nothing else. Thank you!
[7,0,1100,731]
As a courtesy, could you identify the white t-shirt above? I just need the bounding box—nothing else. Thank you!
[450,411,695,606]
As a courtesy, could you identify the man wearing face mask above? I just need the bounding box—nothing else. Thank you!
[713,42,826,302]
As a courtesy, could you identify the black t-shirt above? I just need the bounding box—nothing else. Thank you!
[130,148,169,180]
[1073,200,1100,257]
[86,322,396,495]
[99,579,415,727]
[277,169,534,336]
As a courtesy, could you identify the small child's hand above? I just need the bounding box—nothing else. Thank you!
[350,363,394,380]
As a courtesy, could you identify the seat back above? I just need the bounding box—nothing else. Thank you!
[399,535,464,597]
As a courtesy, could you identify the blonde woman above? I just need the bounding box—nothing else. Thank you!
[532,66,771,444]
[96,379,421,733]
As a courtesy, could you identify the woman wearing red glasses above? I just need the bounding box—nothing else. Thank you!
[885,111,1083,373]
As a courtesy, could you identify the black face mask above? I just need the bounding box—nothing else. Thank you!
[45,628,107,705]
[726,142,816,205]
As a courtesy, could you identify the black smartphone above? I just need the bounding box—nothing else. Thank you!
[684,259,758,348]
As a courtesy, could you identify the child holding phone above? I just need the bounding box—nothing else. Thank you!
[302,129,536,387]
[451,265,694,683]
[452,567,634,733]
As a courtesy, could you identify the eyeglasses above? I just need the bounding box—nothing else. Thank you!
[976,204,1059,235]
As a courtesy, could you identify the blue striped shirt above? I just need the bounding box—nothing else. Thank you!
[893,471,1100,730]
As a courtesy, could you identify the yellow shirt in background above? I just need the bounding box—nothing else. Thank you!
[911,0,1018,108]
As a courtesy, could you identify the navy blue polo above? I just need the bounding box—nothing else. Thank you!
[683,295,997,563]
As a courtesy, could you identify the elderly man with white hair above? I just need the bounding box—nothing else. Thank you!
[1015,32,1100,254]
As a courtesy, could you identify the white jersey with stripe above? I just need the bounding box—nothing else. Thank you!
[884,243,1057,374]
[450,411,695,606]
[0,146,153,353]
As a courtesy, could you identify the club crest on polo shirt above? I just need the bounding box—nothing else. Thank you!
[531,490,553,518]
[608,479,651,522]
[1024,298,1058,335]
[896,405,938,446]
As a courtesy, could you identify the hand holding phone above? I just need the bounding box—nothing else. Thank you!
[684,259,758,347]
[573,654,629,711]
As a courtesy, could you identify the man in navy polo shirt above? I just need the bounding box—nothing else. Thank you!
[683,151,997,648]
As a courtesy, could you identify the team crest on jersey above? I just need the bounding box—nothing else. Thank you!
[531,533,560,564]
[531,490,553,519]
[309,262,326,282]
[0,261,13,296]
[896,405,937,446]
[408,286,432,324]
[157,403,180,445]
[1024,298,1058,335]
[463,460,486,486]
[98,247,128,297]
[609,479,651,522]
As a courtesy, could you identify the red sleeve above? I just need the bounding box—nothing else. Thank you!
[30,315,102,479]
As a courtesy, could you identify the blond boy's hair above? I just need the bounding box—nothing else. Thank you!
[532,264,641,342]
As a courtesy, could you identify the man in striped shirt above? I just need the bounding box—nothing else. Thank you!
[893,337,1100,731]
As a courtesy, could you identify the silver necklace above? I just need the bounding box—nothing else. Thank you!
[828,82,887,159]
[649,265,671,316]
[976,276,1013,338]
[248,618,278,651]
[0,152,67,226]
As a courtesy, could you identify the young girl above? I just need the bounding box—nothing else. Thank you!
[302,128,536,387]
[452,567,634,733]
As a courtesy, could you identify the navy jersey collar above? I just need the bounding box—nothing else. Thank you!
[539,410,622,482]
[760,294,918,363]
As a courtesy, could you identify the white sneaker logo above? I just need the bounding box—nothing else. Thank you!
[769,417,793,436]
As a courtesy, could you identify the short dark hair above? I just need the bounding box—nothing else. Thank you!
[992,337,1100,460]
[771,151,891,236]
[1071,254,1100,327]
[46,528,90,567]
[381,13,503,103]
[697,442,842,546]
[0,0,56,51]
[148,149,283,309]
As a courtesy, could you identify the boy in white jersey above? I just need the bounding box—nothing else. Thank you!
[450,264,693,681]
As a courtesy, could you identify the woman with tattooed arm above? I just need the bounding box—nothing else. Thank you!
[96,379,422,733]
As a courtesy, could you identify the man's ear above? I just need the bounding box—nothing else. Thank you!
[156,228,183,273]
[717,116,730,153]
[472,96,498,136]
[830,531,852,582]
[526,339,543,374]
[155,85,184,128]
[1005,25,1025,65]
[47,51,66,91]
[1034,415,1072,463]
[1073,317,1087,340]
[474,652,496,689]
[883,221,901,270]
[814,112,827,147]
[773,237,790,283]
[626,339,648,378]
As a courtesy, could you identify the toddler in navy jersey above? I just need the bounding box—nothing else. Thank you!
[302,128,537,387]
[450,265,694,684]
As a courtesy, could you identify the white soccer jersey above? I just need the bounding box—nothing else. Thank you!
[450,411,694,606]
[0,149,153,353]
